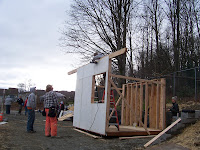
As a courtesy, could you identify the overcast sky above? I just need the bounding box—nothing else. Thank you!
[0,0,78,91]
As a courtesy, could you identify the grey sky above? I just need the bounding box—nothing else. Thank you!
[0,0,77,91]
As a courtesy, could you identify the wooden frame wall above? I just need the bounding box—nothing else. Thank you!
[120,79,166,130]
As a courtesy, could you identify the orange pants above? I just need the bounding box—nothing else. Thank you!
[45,109,57,137]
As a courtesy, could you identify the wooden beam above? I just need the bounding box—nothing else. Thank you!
[68,68,77,75]
[91,76,95,103]
[144,82,149,128]
[126,85,130,125]
[159,78,166,130]
[105,59,112,132]
[135,84,138,124]
[139,83,143,127]
[156,83,160,129]
[109,48,127,59]
[144,118,181,148]
[73,128,101,139]
[109,78,150,135]
[130,84,134,125]
[119,135,156,140]
[121,85,125,125]
[110,74,162,84]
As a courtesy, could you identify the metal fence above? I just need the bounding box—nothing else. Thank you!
[165,67,200,103]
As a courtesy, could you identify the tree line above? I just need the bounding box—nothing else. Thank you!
[60,0,200,85]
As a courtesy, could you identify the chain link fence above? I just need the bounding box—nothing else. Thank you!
[165,67,200,103]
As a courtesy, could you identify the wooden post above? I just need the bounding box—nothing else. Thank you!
[121,85,125,125]
[144,82,149,128]
[130,84,134,125]
[105,60,112,132]
[135,83,138,125]
[126,84,130,125]
[149,83,156,128]
[139,83,143,127]
[159,78,166,130]
[156,83,160,129]
[91,76,95,103]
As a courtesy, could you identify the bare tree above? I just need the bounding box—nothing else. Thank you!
[61,0,136,86]
[17,83,25,93]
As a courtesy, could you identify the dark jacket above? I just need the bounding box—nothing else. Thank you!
[17,98,23,105]
[170,102,179,116]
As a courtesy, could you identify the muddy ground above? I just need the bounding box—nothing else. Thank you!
[0,111,189,150]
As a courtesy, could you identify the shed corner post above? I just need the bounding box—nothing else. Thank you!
[105,59,112,132]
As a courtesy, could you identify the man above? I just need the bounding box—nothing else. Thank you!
[17,96,23,115]
[168,96,179,117]
[91,52,104,64]
[4,95,13,114]
[26,87,36,133]
[44,84,59,137]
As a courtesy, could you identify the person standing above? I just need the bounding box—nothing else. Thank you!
[59,101,64,118]
[26,87,36,133]
[4,95,13,114]
[17,96,23,115]
[44,84,59,137]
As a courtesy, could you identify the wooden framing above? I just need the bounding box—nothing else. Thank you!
[70,48,166,137]
[120,79,166,130]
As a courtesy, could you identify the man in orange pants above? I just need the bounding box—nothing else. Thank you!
[43,85,58,137]
[45,108,57,137]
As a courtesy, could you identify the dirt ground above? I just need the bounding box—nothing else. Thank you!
[0,110,192,150]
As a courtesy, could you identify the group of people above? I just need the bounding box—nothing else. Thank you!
[25,85,60,137]
[4,95,27,115]
[4,84,60,137]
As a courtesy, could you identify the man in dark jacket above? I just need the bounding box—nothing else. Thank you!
[168,96,179,117]
[17,96,24,115]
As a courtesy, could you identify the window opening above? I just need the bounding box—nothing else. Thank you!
[91,72,106,103]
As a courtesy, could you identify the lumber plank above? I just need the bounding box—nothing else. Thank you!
[91,76,95,103]
[58,113,73,121]
[110,74,162,84]
[159,78,166,130]
[121,85,125,125]
[105,59,112,131]
[144,118,181,148]
[135,84,138,125]
[139,83,143,127]
[156,83,160,129]
[73,128,101,139]
[126,84,130,125]
[119,135,155,140]
[144,82,148,128]
[109,48,127,59]
[68,68,77,75]
[130,84,133,125]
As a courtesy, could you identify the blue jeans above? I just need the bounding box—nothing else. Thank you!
[6,105,11,114]
[27,109,35,131]
[25,106,28,115]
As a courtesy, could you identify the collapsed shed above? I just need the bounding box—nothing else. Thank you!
[68,48,166,136]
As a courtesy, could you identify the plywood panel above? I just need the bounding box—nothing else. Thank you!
[73,56,110,135]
